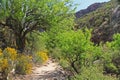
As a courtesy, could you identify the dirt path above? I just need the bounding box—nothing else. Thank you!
[13,59,66,80]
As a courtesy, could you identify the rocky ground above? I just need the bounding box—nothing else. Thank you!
[12,59,67,80]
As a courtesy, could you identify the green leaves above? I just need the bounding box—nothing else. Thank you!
[47,28,105,74]
[0,0,75,52]
[56,29,92,55]
[26,31,48,53]
[112,33,120,49]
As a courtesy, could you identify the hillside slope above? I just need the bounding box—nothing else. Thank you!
[75,0,119,44]
[75,3,104,18]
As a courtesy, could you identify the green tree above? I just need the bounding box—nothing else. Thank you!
[50,29,102,74]
[0,0,74,52]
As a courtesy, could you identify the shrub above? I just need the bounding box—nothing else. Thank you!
[52,29,103,74]
[15,54,32,75]
[110,33,120,50]
[0,49,3,57]
[102,33,120,74]
[33,51,48,64]
[59,59,70,69]
[0,58,9,80]
[0,47,17,80]
[72,66,118,80]
[105,63,118,73]
[0,59,8,71]
[3,47,17,61]
[26,31,48,54]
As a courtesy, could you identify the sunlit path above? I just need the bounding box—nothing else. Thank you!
[13,59,66,80]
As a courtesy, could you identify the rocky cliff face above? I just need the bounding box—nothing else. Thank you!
[111,5,120,33]
[75,3,104,18]
[91,5,120,44]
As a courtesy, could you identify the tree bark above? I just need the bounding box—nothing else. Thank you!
[15,35,26,53]
[71,60,79,74]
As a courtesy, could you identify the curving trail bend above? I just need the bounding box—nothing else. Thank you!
[13,59,66,80]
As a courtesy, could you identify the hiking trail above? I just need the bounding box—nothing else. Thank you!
[13,59,66,80]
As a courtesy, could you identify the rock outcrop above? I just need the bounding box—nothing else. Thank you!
[111,5,120,33]
[91,5,120,44]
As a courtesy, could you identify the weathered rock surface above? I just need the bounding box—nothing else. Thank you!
[111,5,120,33]
[91,5,120,44]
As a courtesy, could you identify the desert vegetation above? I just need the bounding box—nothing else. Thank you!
[0,0,120,80]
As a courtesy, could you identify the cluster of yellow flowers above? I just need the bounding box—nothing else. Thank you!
[0,49,9,72]
[36,51,48,63]
[0,47,33,79]
[16,54,32,74]
[4,47,17,61]
[26,63,32,74]
[0,49,2,56]
[0,59,8,70]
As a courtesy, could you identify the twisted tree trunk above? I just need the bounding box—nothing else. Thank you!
[15,35,26,53]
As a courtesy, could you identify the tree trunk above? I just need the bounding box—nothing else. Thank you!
[16,35,26,53]
[71,61,79,74]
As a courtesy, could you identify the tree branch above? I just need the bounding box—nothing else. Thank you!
[22,21,39,38]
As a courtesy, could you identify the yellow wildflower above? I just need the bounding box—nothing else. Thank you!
[25,63,32,74]
[1,59,8,70]
[4,47,17,61]
[16,54,33,74]
[29,55,32,59]
[0,49,2,56]
[37,51,48,63]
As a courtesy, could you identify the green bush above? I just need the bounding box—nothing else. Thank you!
[105,63,118,73]
[72,66,118,80]
[48,28,103,74]
[47,28,120,79]
[15,54,32,75]
[26,31,49,64]
[49,47,62,60]
[0,47,17,80]
[26,31,48,54]
[33,51,48,64]
[111,33,120,50]
[102,33,120,74]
